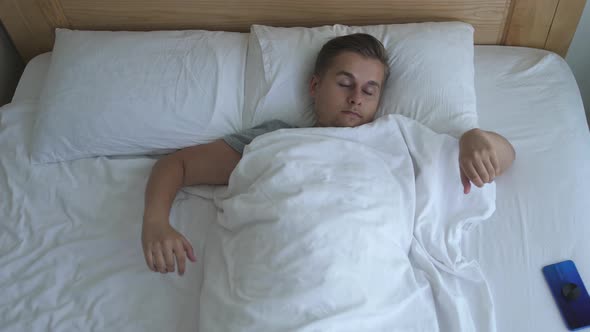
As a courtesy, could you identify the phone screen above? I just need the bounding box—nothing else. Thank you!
[543,260,590,331]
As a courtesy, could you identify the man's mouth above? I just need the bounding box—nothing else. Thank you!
[341,110,362,119]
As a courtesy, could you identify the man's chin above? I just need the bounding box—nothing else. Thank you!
[316,118,364,128]
[336,117,364,128]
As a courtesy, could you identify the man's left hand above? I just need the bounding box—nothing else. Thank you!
[459,128,500,194]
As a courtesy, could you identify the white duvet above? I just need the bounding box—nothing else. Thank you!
[199,115,496,331]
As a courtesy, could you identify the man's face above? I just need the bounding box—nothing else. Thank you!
[310,51,386,128]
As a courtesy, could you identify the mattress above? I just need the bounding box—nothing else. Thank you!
[2,45,589,331]
[469,46,590,332]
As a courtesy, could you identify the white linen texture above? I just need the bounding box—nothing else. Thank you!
[32,29,248,163]
[244,22,478,137]
[199,114,496,332]
[5,46,590,332]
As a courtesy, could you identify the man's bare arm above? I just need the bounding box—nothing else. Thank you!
[142,139,241,275]
[143,139,241,222]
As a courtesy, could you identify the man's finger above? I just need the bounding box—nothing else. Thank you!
[474,159,490,184]
[460,168,471,194]
[163,242,176,273]
[174,241,187,276]
[484,158,496,182]
[145,244,156,272]
[490,153,500,174]
[153,243,167,273]
[465,163,484,187]
[181,236,197,262]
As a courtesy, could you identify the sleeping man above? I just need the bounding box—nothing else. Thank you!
[141,33,515,276]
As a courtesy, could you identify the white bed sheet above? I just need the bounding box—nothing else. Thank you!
[2,45,589,331]
[468,46,590,332]
[0,101,217,331]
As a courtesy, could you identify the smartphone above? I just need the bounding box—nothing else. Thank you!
[542,260,590,331]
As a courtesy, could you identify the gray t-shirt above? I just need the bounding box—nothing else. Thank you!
[223,120,295,154]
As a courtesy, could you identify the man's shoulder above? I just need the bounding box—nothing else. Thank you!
[222,120,297,154]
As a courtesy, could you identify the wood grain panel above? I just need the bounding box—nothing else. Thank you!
[544,0,587,57]
[504,0,560,48]
[59,0,510,43]
[0,0,57,62]
[0,0,587,62]
[37,0,70,28]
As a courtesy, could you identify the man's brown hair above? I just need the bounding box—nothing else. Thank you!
[313,33,390,80]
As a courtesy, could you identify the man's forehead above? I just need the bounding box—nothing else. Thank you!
[320,51,386,84]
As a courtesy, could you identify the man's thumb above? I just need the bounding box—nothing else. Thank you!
[181,236,197,262]
[461,169,471,195]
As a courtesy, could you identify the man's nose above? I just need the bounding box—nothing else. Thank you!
[347,88,363,105]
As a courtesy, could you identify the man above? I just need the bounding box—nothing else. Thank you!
[141,34,515,276]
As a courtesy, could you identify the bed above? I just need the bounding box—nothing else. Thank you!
[1,1,589,331]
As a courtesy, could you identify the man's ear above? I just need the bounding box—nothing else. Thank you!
[309,74,320,98]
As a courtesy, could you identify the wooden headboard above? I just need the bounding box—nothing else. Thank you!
[0,0,586,63]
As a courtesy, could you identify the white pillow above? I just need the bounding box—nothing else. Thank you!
[32,29,248,163]
[12,52,51,103]
[244,22,478,137]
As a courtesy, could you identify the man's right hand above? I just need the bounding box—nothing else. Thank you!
[141,219,196,276]
[141,140,240,276]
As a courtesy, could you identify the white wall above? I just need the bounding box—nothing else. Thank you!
[566,1,590,125]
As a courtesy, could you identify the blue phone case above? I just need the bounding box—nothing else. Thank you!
[542,260,590,331]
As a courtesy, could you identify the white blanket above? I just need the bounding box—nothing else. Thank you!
[199,114,496,331]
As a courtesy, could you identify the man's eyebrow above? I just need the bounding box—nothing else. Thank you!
[336,71,355,79]
[367,81,381,89]
[336,71,381,89]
